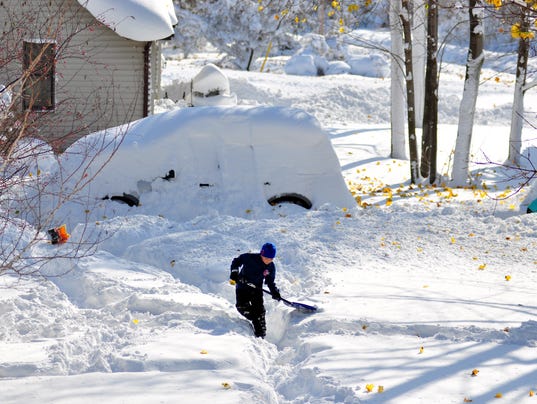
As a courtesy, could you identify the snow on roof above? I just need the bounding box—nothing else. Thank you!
[77,0,177,41]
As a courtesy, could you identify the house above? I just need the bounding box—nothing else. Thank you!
[0,0,177,152]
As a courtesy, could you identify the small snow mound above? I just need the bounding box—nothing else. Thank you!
[348,54,389,78]
[190,63,238,106]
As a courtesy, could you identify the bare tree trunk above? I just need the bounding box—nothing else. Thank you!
[318,0,325,35]
[508,9,530,165]
[390,0,408,160]
[451,0,484,186]
[421,0,438,183]
[246,48,255,71]
[401,0,420,184]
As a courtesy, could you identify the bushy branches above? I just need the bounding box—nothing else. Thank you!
[0,0,128,278]
[172,0,380,69]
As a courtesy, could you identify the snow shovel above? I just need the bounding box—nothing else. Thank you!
[262,288,317,313]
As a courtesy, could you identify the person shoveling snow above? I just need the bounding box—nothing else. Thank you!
[229,242,281,338]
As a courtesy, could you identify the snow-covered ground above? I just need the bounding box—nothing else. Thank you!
[2,34,537,404]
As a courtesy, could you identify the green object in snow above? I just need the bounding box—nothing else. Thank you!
[527,199,537,213]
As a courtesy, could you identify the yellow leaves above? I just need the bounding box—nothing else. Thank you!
[364,383,386,395]
[478,263,487,270]
[530,390,535,397]
[418,346,424,354]
[221,382,232,390]
[346,163,514,210]
[348,4,360,12]
[451,236,456,244]
[485,0,503,8]
[200,349,208,354]
[132,319,139,325]
[471,368,479,376]
[381,187,392,195]
[331,0,340,9]
[495,392,503,398]
[511,23,535,40]
[505,275,511,281]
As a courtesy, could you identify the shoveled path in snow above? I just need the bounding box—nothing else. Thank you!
[2,189,537,403]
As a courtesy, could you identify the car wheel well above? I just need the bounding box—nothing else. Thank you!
[267,193,312,209]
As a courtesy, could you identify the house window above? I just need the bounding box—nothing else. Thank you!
[23,41,56,111]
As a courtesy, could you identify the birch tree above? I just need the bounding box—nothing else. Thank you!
[390,0,408,160]
[400,0,420,183]
[413,0,427,128]
[451,0,485,186]
[508,3,535,164]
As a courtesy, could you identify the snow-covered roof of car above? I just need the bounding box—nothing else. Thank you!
[77,0,177,41]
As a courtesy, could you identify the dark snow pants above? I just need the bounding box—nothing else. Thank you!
[235,286,266,338]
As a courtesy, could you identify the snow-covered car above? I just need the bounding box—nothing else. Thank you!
[58,105,355,223]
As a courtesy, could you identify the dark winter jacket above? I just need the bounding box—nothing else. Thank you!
[230,253,279,295]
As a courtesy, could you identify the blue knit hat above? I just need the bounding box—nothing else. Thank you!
[260,242,276,259]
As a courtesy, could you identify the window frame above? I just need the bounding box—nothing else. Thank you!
[22,40,56,111]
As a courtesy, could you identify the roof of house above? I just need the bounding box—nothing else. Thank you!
[77,0,177,41]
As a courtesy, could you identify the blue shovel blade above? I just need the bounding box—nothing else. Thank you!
[282,299,317,313]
